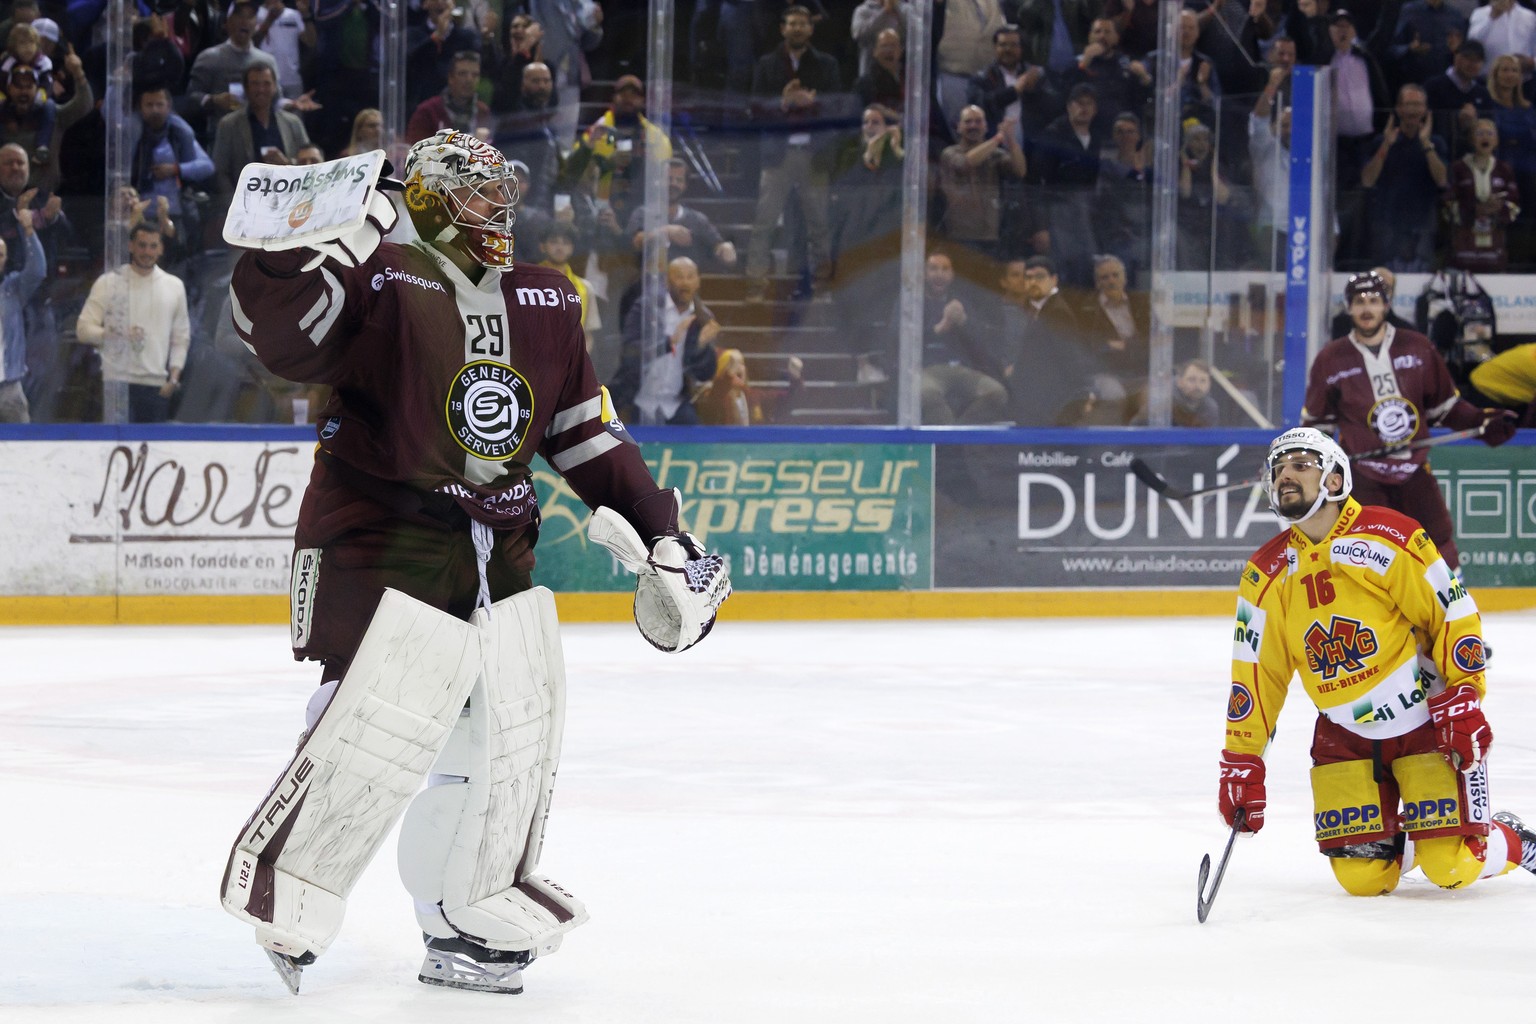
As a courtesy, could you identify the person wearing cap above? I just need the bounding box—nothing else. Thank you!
[1031,81,1104,287]
[1061,17,1150,130]
[1424,40,1493,157]
[558,73,671,251]
[1469,0,1536,73]
[0,64,55,173]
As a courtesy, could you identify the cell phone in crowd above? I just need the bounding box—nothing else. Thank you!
[554,194,572,213]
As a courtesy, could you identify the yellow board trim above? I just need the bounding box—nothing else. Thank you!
[5,588,1536,625]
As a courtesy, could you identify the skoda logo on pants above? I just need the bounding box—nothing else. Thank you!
[447,360,534,460]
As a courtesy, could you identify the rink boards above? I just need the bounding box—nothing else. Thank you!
[1,428,1533,623]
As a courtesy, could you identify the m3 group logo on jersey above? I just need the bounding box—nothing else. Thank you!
[1304,615,1379,680]
[445,361,533,460]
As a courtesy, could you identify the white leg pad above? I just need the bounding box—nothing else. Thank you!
[222,588,482,960]
[398,587,587,955]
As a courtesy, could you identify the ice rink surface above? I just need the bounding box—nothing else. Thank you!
[4,608,1536,1023]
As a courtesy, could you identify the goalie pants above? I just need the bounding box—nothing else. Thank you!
[291,515,535,675]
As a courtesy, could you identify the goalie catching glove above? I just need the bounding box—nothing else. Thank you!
[588,507,731,653]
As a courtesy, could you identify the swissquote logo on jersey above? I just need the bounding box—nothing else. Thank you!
[446,360,534,460]
[1304,615,1379,680]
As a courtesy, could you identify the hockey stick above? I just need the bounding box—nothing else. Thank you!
[1132,424,1489,502]
[1196,809,1245,924]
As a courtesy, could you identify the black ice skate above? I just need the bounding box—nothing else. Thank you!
[1494,811,1536,874]
[263,948,315,995]
[418,934,533,993]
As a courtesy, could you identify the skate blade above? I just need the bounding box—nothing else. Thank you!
[418,950,525,994]
[264,948,304,995]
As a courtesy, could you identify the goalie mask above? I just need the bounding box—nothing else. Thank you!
[402,129,519,271]
[1264,427,1352,525]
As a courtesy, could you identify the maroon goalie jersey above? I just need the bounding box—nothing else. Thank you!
[230,241,669,544]
[1301,326,1467,486]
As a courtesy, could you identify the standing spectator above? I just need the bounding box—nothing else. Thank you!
[1311,7,1391,264]
[493,61,562,207]
[252,0,316,101]
[1392,0,1470,88]
[1446,117,1520,272]
[830,102,904,270]
[1176,118,1240,270]
[1064,17,1150,130]
[185,2,280,144]
[406,0,480,109]
[855,25,905,111]
[936,103,1025,263]
[1361,83,1449,270]
[0,185,42,423]
[0,142,67,422]
[0,66,53,174]
[211,63,311,194]
[1142,8,1220,126]
[74,222,190,423]
[1487,51,1536,261]
[486,11,543,113]
[917,248,1007,425]
[1424,39,1492,156]
[1012,0,1097,74]
[559,75,671,232]
[523,0,603,144]
[1002,255,1098,426]
[851,0,909,77]
[405,49,491,144]
[627,158,738,272]
[2,23,52,97]
[1468,0,1536,73]
[934,0,1006,128]
[129,83,213,265]
[537,222,599,353]
[1033,82,1104,286]
[742,6,846,303]
[967,23,1057,139]
[1302,270,1517,573]
[612,256,721,426]
[1250,78,1292,268]
[1097,110,1152,279]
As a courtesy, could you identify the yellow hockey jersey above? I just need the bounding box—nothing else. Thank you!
[1225,498,1488,757]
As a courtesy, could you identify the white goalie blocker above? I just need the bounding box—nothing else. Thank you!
[398,587,587,955]
[220,589,482,961]
[222,150,399,270]
[221,587,583,964]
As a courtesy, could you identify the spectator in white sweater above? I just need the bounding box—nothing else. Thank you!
[75,223,190,423]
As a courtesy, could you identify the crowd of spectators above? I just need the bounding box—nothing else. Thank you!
[6,0,1536,428]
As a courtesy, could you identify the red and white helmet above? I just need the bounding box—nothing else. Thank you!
[402,129,519,270]
[1265,426,1352,524]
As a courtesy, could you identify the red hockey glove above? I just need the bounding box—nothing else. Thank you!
[1428,683,1493,772]
[1217,751,1266,833]
[1480,409,1518,447]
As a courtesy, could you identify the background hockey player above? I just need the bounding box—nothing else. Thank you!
[1218,427,1536,897]
[1302,270,1517,573]
[216,130,731,994]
